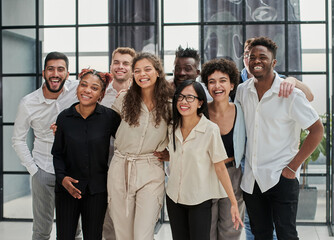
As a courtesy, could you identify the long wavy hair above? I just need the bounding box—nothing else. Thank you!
[122,52,174,127]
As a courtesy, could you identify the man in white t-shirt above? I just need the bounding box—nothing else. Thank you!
[235,37,323,240]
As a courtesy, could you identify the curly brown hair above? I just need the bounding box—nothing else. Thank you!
[201,58,240,96]
[122,52,174,127]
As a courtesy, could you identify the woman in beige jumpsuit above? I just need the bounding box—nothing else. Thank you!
[107,52,173,240]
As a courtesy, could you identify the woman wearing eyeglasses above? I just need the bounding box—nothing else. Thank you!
[166,80,243,240]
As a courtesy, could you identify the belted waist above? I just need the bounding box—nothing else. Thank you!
[113,150,160,216]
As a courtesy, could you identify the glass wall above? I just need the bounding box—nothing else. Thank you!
[0,0,332,232]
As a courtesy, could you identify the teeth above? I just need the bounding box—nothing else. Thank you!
[215,91,223,94]
[254,66,262,70]
[180,106,189,109]
[81,95,90,99]
[140,79,149,82]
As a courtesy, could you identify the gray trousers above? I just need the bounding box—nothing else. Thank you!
[102,208,116,240]
[31,168,82,240]
[210,166,245,240]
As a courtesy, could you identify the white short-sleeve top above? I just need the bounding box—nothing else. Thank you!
[112,92,169,155]
[166,115,228,205]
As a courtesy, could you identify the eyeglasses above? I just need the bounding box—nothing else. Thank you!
[177,93,199,102]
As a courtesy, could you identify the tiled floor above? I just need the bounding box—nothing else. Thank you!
[0,221,333,240]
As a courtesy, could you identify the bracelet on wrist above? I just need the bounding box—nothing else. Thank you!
[286,165,296,174]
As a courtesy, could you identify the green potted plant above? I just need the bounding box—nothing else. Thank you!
[297,115,327,220]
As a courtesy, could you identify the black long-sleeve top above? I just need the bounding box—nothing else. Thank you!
[52,102,121,195]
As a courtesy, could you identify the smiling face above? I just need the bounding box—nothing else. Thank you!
[77,74,103,107]
[133,58,159,90]
[177,85,203,118]
[207,70,233,102]
[42,59,69,93]
[249,45,277,80]
[174,57,199,86]
[110,52,133,82]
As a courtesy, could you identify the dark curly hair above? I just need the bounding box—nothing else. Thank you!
[201,58,240,96]
[122,52,174,127]
[174,45,200,68]
[249,36,278,59]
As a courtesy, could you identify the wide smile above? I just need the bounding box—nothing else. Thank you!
[179,105,190,111]
[139,78,150,83]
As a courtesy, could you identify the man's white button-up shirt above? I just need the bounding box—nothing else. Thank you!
[236,74,319,194]
[12,79,79,176]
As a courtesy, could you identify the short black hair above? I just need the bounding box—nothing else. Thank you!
[201,58,240,96]
[249,36,278,59]
[175,45,200,68]
[44,52,69,70]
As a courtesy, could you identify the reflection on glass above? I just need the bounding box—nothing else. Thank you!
[3,77,36,122]
[204,0,242,22]
[42,0,75,25]
[79,27,108,52]
[2,29,36,74]
[164,0,199,23]
[2,0,35,26]
[4,126,34,172]
[246,0,284,21]
[41,28,76,54]
[79,0,108,24]
[204,25,243,68]
[246,25,285,72]
[4,174,32,219]
[119,0,156,23]
[79,56,109,73]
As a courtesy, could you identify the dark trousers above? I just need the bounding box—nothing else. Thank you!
[166,194,212,240]
[55,190,107,240]
[243,175,299,240]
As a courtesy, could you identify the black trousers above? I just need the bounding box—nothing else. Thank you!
[55,190,107,240]
[166,194,212,240]
[243,175,299,240]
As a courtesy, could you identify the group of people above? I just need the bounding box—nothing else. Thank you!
[12,36,323,240]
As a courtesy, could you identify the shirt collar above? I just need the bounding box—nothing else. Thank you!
[175,114,208,142]
[37,80,71,104]
[247,72,281,96]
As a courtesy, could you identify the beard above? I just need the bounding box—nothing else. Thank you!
[44,77,66,93]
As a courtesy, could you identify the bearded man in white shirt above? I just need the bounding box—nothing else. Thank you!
[12,52,81,240]
[235,37,324,240]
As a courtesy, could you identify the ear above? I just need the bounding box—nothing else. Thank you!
[196,69,200,77]
[198,100,204,108]
[272,59,277,69]
[231,83,235,91]
[42,70,45,79]
[66,71,69,80]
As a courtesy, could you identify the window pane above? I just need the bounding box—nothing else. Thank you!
[291,0,326,21]
[246,25,285,72]
[42,0,75,25]
[4,126,34,172]
[164,26,199,54]
[3,77,36,123]
[110,26,157,52]
[41,28,76,54]
[79,56,109,73]
[300,75,327,115]
[204,25,243,68]
[2,29,36,74]
[4,174,32,219]
[246,1,284,21]
[79,27,108,52]
[165,0,199,23]
[79,0,109,24]
[119,0,156,23]
[2,0,35,26]
[204,0,242,22]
